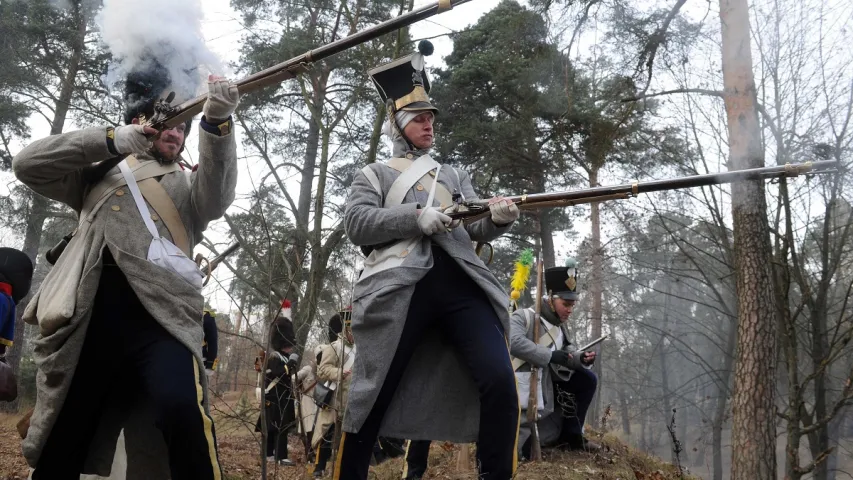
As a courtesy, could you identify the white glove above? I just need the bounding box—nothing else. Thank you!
[205,368,215,377]
[418,207,451,236]
[489,199,520,225]
[113,124,152,154]
[203,76,240,121]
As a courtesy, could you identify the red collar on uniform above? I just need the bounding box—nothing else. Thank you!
[0,283,11,297]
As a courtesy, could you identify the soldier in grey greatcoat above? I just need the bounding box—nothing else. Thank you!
[12,60,240,479]
[339,40,521,479]
[510,260,600,457]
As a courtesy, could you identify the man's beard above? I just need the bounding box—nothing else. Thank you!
[148,144,182,164]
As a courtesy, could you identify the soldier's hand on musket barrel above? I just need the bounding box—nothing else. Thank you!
[203,75,240,123]
[112,124,157,154]
[488,196,519,226]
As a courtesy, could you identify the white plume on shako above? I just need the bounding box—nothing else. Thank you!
[95,0,225,105]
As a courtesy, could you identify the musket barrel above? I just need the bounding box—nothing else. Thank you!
[155,0,473,130]
[448,160,839,220]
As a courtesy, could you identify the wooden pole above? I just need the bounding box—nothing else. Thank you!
[528,258,544,461]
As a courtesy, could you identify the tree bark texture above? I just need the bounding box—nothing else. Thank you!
[589,166,603,425]
[719,1,778,479]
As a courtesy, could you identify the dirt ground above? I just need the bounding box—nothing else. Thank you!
[0,405,692,480]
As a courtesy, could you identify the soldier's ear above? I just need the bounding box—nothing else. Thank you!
[131,117,141,125]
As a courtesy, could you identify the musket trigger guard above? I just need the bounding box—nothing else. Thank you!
[195,254,212,287]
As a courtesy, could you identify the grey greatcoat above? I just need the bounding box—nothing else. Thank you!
[509,301,588,450]
[12,126,237,475]
[343,151,515,442]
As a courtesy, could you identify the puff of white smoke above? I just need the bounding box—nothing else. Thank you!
[96,0,224,104]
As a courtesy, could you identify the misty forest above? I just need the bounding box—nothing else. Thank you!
[0,0,851,479]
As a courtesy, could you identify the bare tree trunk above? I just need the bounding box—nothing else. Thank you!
[659,290,675,464]
[719,1,778,478]
[619,386,631,436]
[589,166,603,425]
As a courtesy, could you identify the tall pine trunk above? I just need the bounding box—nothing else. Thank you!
[589,166,603,425]
[719,0,778,478]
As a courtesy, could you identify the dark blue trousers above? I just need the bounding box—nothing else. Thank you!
[337,246,519,479]
[34,252,221,480]
[403,440,431,479]
[555,367,598,437]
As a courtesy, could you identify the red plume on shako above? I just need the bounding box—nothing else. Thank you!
[280,299,292,319]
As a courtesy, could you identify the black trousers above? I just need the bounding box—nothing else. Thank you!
[33,256,221,480]
[403,440,431,479]
[265,423,289,460]
[314,425,334,473]
[554,367,598,437]
[336,246,519,479]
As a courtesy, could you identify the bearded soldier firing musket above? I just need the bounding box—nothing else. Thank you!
[13,55,240,478]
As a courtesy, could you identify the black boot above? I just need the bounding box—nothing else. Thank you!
[561,433,601,452]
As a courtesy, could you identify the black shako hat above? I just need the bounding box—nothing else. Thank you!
[0,248,34,304]
[369,40,439,115]
[122,58,193,136]
[270,300,296,351]
[544,258,580,301]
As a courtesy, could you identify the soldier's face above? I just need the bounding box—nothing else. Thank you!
[552,298,576,321]
[153,123,186,161]
[403,112,434,149]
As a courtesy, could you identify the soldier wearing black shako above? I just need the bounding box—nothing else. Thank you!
[340,40,521,479]
[510,260,600,457]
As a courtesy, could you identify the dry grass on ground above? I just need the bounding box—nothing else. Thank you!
[0,398,694,480]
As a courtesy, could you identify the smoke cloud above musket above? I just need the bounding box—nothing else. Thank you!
[96,0,224,105]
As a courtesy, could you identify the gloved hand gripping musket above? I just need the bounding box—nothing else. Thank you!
[446,160,839,222]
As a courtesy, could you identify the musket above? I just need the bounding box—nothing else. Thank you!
[195,241,240,287]
[527,258,544,461]
[446,160,839,222]
[50,0,473,264]
[144,0,472,131]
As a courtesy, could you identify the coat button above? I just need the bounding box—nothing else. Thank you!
[111,205,120,211]
[151,214,159,221]
[416,184,424,191]
[115,189,125,196]
[406,153,413,159]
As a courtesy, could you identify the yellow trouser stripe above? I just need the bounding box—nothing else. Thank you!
[332,431,347,480]
[401,439,412,478]
[505,335,520,474]
[193,357,222,480]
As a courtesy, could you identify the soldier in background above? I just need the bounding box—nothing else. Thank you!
[202,309,219,376]
[510,260,600,457]
[256,301,300,466]
[0,247,34,361]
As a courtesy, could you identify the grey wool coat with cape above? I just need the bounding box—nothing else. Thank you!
[343,147,517,442]
[12,125,237,475]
